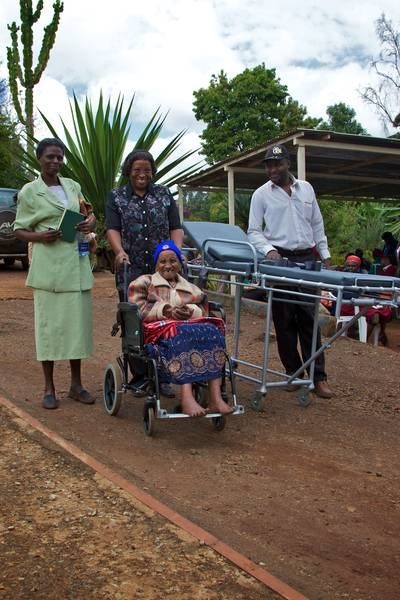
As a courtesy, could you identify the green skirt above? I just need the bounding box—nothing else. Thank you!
[34,289,93,361]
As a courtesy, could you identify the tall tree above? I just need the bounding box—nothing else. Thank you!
[185,191,251,231]
[193,64,320,164]
[0,111,27,188]
[0,67,27,188]
[7,0,64,152]
[318,102,367,134]
[360,14,400,131]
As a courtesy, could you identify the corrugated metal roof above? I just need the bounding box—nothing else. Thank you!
[177,129,400,200]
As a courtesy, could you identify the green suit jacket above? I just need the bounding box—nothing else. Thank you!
[14,176,94,292]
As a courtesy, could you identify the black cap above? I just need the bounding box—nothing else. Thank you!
[262,144,290,162]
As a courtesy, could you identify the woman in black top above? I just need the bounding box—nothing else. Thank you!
[106,149,183,298]
[106,149,184,397]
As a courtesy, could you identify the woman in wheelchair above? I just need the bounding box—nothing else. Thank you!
[128,240,233,417]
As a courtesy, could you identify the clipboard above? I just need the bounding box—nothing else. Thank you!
[57,208,84,242]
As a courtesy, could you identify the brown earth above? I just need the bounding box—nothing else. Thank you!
[0,406,271,600]
[1,266,400,600]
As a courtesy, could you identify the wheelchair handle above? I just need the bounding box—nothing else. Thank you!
[122,259,129,302]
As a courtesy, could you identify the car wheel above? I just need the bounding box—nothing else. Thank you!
[4,258,15,267]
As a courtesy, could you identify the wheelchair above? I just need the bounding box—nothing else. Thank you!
[103,299,244,436]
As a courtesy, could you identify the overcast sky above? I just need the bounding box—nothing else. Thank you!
[1,0,399,166]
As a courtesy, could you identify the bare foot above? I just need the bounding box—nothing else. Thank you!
[207,397,233,415]
[181,395,206,417]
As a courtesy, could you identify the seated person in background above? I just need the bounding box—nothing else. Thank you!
[355,248,371,273]
[339,254,362,273]
[378,254,398,277]
[336,253,368,273]
[128,240,233,417]
[371,248,384,274]
[335,255,392,345]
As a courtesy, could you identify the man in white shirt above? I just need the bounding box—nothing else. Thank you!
[247,144,333,398]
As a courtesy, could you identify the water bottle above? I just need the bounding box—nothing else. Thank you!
[78,233,90,257]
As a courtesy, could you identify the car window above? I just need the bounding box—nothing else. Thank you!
[0,189,18,209]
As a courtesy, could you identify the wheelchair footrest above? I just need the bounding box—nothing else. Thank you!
[156,404,244,419]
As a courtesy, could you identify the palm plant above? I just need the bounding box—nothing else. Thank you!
[376,204,400,238]
[22,92,200,217]
[353,204,391,251]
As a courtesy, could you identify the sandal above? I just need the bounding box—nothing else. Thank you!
[68,388,95,405]
[42,394,59,410]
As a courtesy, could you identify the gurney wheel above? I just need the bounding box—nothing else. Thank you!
[297,389,311,408]
[250,391,265,412]
[103,362,123,416]
[212,416,226,431]
[143,405,155,436]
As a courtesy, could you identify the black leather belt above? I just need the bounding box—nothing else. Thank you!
[274,246,314,257]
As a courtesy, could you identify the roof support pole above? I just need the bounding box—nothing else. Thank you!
[225,168,237,296]
[227,168,235,225]
[296,144,306,180]
[177,185,184,222]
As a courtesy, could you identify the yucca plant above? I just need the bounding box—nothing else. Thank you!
[22,92,200,217]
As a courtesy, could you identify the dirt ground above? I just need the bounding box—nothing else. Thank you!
[1,267,400,600]
[0,406,271,600]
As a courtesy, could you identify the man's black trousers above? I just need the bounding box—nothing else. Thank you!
[271,250,327,383]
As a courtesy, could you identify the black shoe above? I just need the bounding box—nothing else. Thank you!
[160,383,176,398]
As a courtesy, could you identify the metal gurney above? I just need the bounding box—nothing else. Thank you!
[183,221,400,410]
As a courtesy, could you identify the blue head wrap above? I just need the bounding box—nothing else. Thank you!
[153,240,184,266]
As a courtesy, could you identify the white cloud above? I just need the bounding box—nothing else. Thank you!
[34,76,72,137]
[1,0,400,163]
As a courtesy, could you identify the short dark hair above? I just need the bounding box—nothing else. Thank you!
[36,137,66,159]
[122,149,157,178]
[382,231,394,241]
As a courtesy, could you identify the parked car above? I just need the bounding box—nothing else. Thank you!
[0,187,29,270]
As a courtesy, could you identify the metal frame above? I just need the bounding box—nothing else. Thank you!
[186,238,400,411]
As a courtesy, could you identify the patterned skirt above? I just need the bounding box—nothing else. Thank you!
[146,322,226,384]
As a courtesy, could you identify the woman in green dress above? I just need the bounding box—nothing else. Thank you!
[14,138,96,409]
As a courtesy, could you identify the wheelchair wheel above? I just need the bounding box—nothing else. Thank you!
[143,404,155,436]
[212,415,226,431]
[103,362,123,416]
